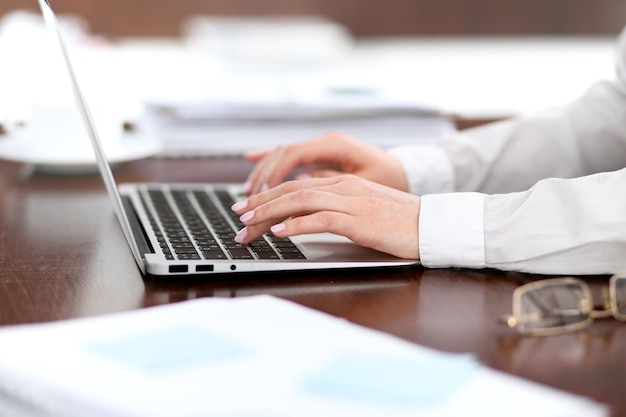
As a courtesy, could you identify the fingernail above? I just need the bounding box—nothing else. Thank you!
[295,173,312,180]
[239,210,255,223]
[270,223,286,234]
[231,200,248,212]
[260,183,269,192]
[235,228,248,243]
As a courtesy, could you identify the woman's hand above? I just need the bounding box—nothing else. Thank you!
[243,132,409,195]
[232,175,421,260]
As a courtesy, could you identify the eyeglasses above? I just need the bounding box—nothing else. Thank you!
[501,273,626,336]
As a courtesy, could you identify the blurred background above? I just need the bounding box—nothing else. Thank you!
[1,0,625,37]
[0,0,624,166]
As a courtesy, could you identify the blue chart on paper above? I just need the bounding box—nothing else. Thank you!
[302,352,479,407]
[86,325,249,374]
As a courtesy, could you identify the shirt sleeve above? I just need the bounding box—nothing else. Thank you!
[419,192,485,268]
[418,169,626,274]
[389,27,626,196]
[400,26,626,274]
[482,168,626,274]
[387,144,455,195]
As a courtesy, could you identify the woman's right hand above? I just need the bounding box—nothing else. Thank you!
[233,175,421,260]
[243,132,409,195]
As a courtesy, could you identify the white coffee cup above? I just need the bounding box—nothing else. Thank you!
[23,102,123,153]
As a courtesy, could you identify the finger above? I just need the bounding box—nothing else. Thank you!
[238,208,354,245]
[244,148,271,162]
[234,220,276,244]
[271,198,420,259]
[244,135,345,195]
[238,176,350,214]
[234,175,367,220]
[271,211,356,240]
[301,169,344,179]
[243,149,273,194]
[240,188,350,228]
[244,146,288,195]
[251,146,292,193]
[234,181,355,244]
[234,179,349,243]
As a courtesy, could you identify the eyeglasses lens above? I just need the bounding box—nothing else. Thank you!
[518,281,590,332]
[614,276,626,318]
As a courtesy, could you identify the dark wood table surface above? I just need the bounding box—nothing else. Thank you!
[0,154,624,416]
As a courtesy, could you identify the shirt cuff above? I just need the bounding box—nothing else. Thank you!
[419,192,486,269]
[387,145,455,195]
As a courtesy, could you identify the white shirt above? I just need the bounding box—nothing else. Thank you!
[389,27,626,274]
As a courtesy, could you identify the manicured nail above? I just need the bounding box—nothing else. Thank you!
[260,183,269,192]
[235,228,248,243]
[239,210,255,223]
[231,200,248,212]
[270,223,286,234]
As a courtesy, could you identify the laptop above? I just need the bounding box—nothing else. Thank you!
[38,0,418,276]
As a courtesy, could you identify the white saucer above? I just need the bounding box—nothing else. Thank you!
[0,132,162,175]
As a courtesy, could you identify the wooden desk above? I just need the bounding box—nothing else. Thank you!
[0,156,624,416]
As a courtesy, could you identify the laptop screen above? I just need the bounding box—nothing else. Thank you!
[37,0,146,273]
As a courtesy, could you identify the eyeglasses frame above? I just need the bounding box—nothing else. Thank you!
[502,273,626,336]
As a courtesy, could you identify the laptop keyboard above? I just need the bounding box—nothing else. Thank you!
[141,188,305,262]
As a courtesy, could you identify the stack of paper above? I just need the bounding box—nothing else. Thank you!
[0,296,608,417]
[142,105,451,157]
[140,76,453,157]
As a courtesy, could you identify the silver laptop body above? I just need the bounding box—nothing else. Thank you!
[38,0,418,276]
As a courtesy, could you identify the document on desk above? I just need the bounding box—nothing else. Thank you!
[140,76,454,157]
[0,296,607,417]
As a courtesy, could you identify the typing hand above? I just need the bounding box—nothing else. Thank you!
[232,175,421,260]
[243,132,409,195]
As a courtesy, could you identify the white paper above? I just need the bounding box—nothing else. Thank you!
[139,73,451,156]
[0,296,608,417]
